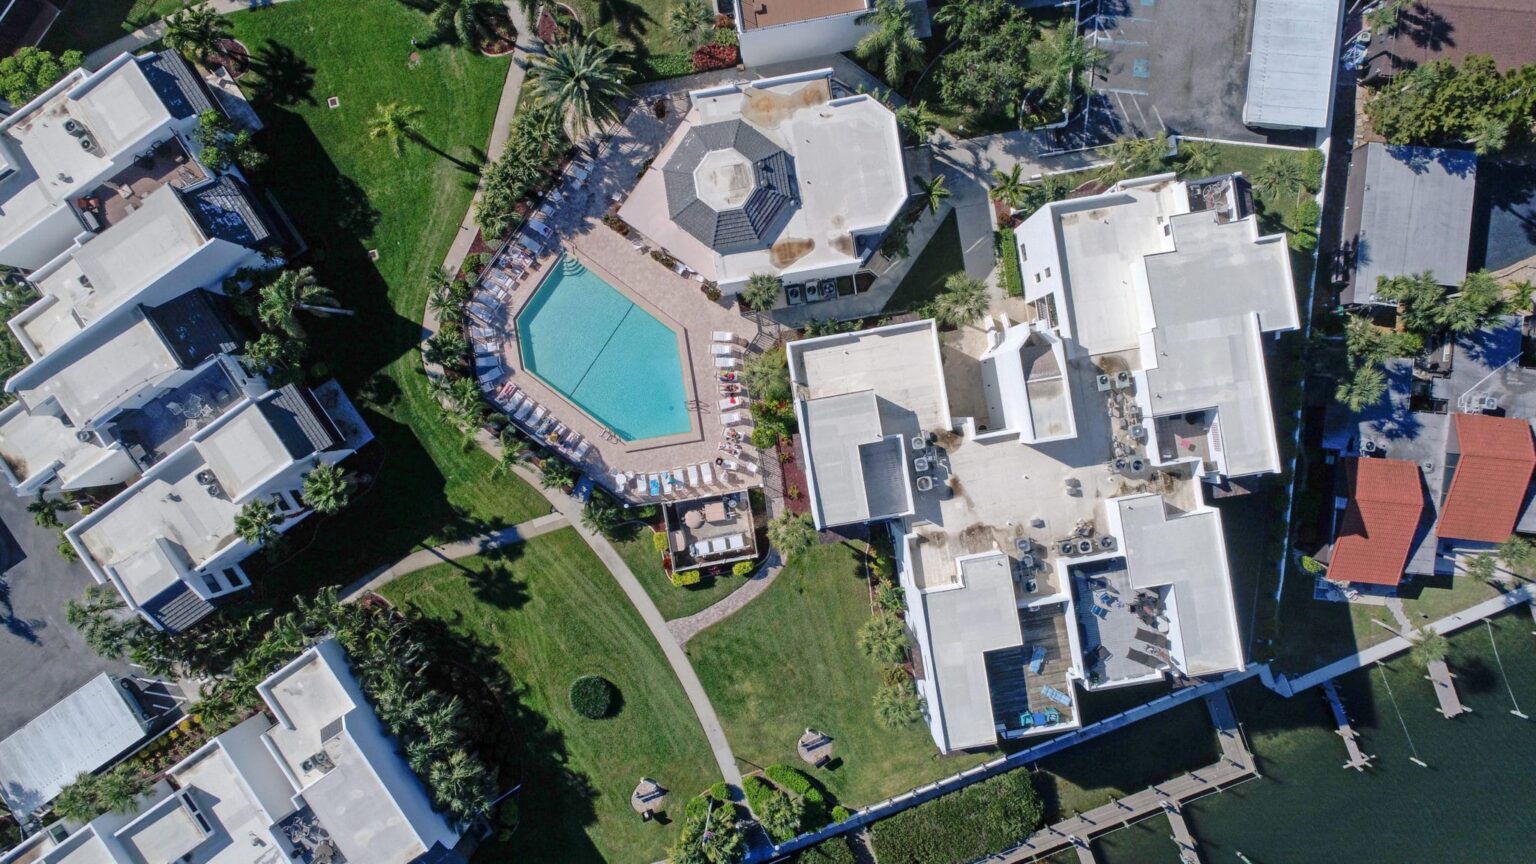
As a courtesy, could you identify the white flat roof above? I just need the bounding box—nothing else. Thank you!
[1243,0,1342,129]
[0,674,143,819]
[194,401,298,501]
[620,70,906,284]
[24,188,206,355]
[920,552,1024,751]
[24,316,178,424]
[1052,190,1175,354]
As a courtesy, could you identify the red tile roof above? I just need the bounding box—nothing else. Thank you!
[1438,413,1536,543]
[1330,458,1426,586]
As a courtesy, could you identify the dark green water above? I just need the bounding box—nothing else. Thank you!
[1092,611,1536,863]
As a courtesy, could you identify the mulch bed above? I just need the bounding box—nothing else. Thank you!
[475,11,518,56]
[777,436,812,515]
[205,38,250,79]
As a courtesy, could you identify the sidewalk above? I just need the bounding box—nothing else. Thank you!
[340,511,569,600]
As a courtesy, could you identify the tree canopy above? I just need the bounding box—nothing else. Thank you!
[1364,55,1536,155]
[0,47,83,105]
[934,0,1038,118]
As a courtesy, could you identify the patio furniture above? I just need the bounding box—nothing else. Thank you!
[726,533,746,551]
[1041,685,1073,707]
[527,218,552,237]
[702,501,727,522]
[712,331,738,343]
[648,474,663,496]
[631,778,667,817]
[519,235,546,255]
[1018,712,1035,729]
[1126,647,1161,670]
[1091,605,1109,621]
[1044,707,1062,725]
[797,729,833,767]
[1028,645,1047,674]
[720,411,745,425]
[711,344,737,356]
[572,439,590,460]
[671,468,686,489]
[687,465,700,486]
[720,396,745,411]
[527,406,547,428]
[1135,627,1172,649]
[515,400,536,422]
[715,357,739,369]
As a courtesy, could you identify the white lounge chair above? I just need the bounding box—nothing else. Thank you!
[527,218,552,237]
[514,400,536,422]
[711,344,737,356]
[720,411,745,425]
[572,440,591,461]
[671,468,686,490]
[711,331,737,343]
[687,465,700,486]
[526,406,547,428]
[720,397,746,411]
[715,357,739,369]
[726,534,746,551]
[701,462,714,485]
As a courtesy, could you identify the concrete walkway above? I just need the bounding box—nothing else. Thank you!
[340,511,569,599]
[667,553,784,644]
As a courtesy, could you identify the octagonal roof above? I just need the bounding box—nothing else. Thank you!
[661,119,798,254]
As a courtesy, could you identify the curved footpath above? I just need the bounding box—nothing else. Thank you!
[406,5,745,790]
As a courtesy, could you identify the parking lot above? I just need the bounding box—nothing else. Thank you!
[0,489,131,739]
[1079,0,1317,147]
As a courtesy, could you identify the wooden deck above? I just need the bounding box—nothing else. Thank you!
[1321,679,1374,771]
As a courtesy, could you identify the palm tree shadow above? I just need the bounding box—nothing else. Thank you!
[595,0,653,44]
[248,40,318,106]
[406,132,485,175]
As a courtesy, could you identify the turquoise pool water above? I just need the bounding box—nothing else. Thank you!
[516,258,690,441]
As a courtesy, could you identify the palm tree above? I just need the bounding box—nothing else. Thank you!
[66,585,134,658]
[301,462,351,515]
[857,613,908,663]
[894,100,939,147]
[258,267,347,336]
[767,512,816,562]
[667,0,713,44]
[427,747,492,820]
[368,102,427,156]
[1336,363,1387,412]
[581,494,623,538]
[431,0,502,46]
[1408,628,1449,666]
[1101,132,1170,180]
[1364,0,1415,31]
[933,273,989,328]
[163,3,232,64]
[854,0,925,88]
[912,173,950,216]
[526,39,631,140]
[1176,139,1221,178]
[1026,25,1105,114]
[1251,151,1312,204]
[1467,112,1510,156]
[740,272,781,336]
[540,458,578,490]
[1498,535,1536,581]
[492,432,529,477]
[235,498,279,547]
[28,494,63,528]
[873,682,924,729]
[989,164,1030,212]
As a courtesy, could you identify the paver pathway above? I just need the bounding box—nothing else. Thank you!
[667,553,784,644]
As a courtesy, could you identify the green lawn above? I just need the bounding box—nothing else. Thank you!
[885,211,963,314]
[380,529,720,863]
[615,527,748,621]
[688,541,989,807]
[42,0,188,53]
[218,0,548,601]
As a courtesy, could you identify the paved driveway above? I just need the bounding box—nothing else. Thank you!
[0,489,129,739]
[1081,0,1316,147]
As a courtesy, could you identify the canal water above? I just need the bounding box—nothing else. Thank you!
[1090,610,1536,863]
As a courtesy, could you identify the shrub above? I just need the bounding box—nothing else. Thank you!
[712,26,739,46]
[795,836,858,863]
[568,675,616,719]
[867,770,1043,864]
[670,568,702,587]
[651,248,677,268]
[626,50,694,83]
[692,42,740,72]
[742,775,776,818]
[759,785,806,842]
[732,560,755,577]
[995,229,1024,297]
[764,764,831,829]
[651,530,668,552]
[710,780,732,801]
[831,804,853,823]
[496,797,520,841]
[1300,554,1326,575]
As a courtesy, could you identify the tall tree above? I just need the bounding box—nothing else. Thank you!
[873,682,924,728]
[258,267,347,336]
[1025,24,1105,115]
[163,3,232,63]
[767,512,817,562]
[526,39,631,140]
[932,273,989,328]
[1250,151,1314,204]
[739,273,782,336]
[667,0,713,44]
[1175,139,1221,178]
[913,173,951,215]
[990,164,1031,212]
[430,0,502,46]
[65,586,135,659]
[858,613,908,663]
[235,498,280,547]
[367,102,427,156]
[1336,363,1387,412]
[0,47,83,105]
[854,0,926,88]
[1375,271,1446,335]
[301,463,351,515]
[895,100,940,146]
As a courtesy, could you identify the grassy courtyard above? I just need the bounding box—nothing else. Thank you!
[380,529,720,863]
[885,211,964,315]
[213,0,549,598]
[615,527,748,621]
[688,541,989,807]
[42,0,189,53]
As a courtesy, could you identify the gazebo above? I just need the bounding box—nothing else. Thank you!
[631,778,668,820]
[797,728,833,767]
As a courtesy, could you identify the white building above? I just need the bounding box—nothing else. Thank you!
[0,51,226,270]
[787,173,1296,753]
[620,68,907,294]
[2,639,463,864]
[734,0,929,68]
[65,382,369,632]
[1242,0,1344,130]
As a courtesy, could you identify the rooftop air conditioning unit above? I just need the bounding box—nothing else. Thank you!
[1129,458,1145,473]
[1059,540,1076,556]
[1115,371,1131,388]
[77,134,97,153]
[1483,396,1499,412]
[915,476,934,492]
[1099,536,1117,552]
[74,430,91,443]
[1362,440,1377,454]
[1020,553,1037,569]
[63,118,85,137]
[1077,539,1094,555]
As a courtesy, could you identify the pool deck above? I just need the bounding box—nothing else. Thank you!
[481,94,765,503]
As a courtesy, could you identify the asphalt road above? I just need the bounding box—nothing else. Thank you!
[0,488,129,739]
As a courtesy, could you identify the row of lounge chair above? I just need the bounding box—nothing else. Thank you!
[489,381,591,462]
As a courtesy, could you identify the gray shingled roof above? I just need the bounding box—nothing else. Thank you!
[1343,143,1476,304]
[142,289,246,368]
[260,384,341,461]
[137,51,218,120]
[661,120,797,254]
[142,582,216,632]
[184,176,273,247]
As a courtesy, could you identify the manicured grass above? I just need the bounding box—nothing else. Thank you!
[380,529,720,863]
[220,0,548,599]
[42,0,188,53]
[885,211,963,314]
[562,0,698,73]
[688,541,989,807]
[1347,574,1504,649]
[616,527,747,621]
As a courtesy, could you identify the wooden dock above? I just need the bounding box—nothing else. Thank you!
[1426,659,1471,718]
[990,691,1256,863]
[1321,679,1374,771]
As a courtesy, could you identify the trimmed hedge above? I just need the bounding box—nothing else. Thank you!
[793,836,858,864]
[995,229,1024,297]
[764,764,831,829]
[867,770,1043,864]
[732,560,755,577]
[626,50,693,83]
[568,675,616,719]
[670,568,701,587]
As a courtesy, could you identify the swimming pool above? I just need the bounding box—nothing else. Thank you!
[516,258,690,441]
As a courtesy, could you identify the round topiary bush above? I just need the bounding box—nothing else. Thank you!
[569,675,616,719]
